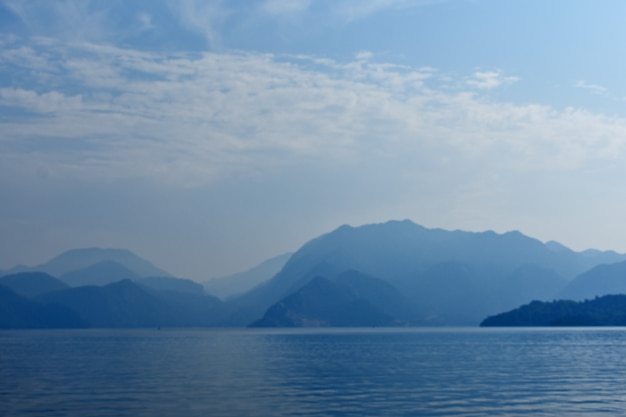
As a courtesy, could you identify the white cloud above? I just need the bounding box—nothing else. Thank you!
[575,80,608,95]
[1,35,626,190]
[0,88,83,113]
[170,0,234,49]
[466,70,519,89]
[3,0,112,42]
[334,0,447,22]
[137,13,155,31]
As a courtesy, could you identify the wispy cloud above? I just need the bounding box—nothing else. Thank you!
[333,0,447,22]
[466,70,519,89]
[2,35,625,191]
[0,0,453,52]
[575,80,608,95]
[170,0,232,49]
[2,0,113,42]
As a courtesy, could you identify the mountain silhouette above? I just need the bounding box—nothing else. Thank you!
[481,295,626,326]
[558,261,626,301]
[250,276,396,327]
[0,283,84,328]
[250,269,422,327]
[4,220,626,328]
[138,276,205,295]
[232,220,626,326]
[37,279,226,328]
[204,252,292,300]
[59,260,141,287]
[5,248,171,278]
[0,272,69,298]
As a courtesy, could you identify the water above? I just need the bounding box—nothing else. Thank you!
[1,328,626,416]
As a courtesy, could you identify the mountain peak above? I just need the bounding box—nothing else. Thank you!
[22,247,172,278]
[60,260,140,287]
[235,219,626,326]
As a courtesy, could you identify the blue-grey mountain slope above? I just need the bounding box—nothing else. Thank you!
[138,276,204,295]
[59,260,141,287]
[0,283,84,328]
[59,260,205,294]
[37,280,226,328]
[0,272,69,298]
[250,270,422,327]
[558,261,626,301]
[5,248,171,278]
[204,252,292,299]
[250,276,396,327]
[231,220,626,326]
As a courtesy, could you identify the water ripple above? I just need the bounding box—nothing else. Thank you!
[2,328,626,416]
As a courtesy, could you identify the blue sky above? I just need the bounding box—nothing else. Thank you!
[2,0,626,279]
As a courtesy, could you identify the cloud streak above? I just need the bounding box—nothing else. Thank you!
[575,80,608,95]
[466,70,519,89]
[1,35,625,191]
[333,0,447,22]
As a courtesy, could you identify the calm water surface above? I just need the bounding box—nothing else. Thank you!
[1,327,626,416]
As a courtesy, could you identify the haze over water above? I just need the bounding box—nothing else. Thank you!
[2,328,625,416]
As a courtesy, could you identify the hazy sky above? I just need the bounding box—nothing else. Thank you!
[2,0,626,280]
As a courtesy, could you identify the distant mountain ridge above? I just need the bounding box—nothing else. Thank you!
[0,247,226,328]
[251,269,423,327]
[65,279,222,327]
[232,220,626,326]
[250,275,397,327]
[60,260,141,287]
[3,220,626,328]
[0,278,228,329]
[0,272,69,298]
[558,261,626,301]
[3,248,171,278]
[204,252,292,299]
[0,284,85,328]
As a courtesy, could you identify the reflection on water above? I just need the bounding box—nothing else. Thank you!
[1,328,626,416]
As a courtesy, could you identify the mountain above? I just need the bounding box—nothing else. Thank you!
[226,260,342,326]
[480,295,626,326]
[59,260,141,287]
[231,220,626,326]
[152,290,230,327]
[332,270,423,324]
[0,283,84,328]
[204,252,292,300]
[56,259,204,294]
[251,270,422,327]
[250,276,396,327]
[558,261,626,301]
[0,272,69,298]
[138,276,204,295]
[37,280,169,328]
[4,220,626,328]
[5,248,171,278]
[37,279,226,328]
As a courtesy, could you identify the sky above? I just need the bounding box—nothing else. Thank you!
[2,0,626,280]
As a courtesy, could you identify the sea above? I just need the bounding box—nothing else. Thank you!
[1,327,626,416]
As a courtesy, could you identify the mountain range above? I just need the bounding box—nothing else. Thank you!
[0,249,227,328]
[1,248,171,278]
[230,220,626,326]
[251,270,419,327]
[203,252,292,299]
[3,220,626,328]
